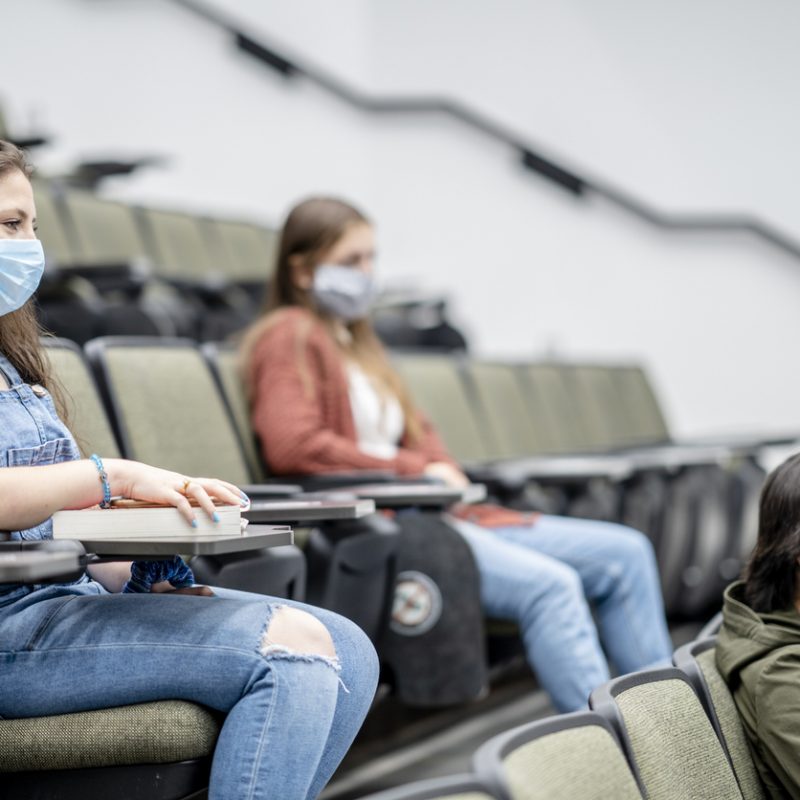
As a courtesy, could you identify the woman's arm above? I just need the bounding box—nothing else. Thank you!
[0,457,244,532]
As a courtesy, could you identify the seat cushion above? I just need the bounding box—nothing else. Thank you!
[0,701,221,771]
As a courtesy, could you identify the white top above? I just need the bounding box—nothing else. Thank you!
[347,362,405,459]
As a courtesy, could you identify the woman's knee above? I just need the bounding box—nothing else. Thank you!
[261,606,337,659]
[538,560,584,602]
[608,524,658,568]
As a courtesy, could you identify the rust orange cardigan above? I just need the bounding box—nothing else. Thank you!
[246,307,539,529]
[247,307,455,477]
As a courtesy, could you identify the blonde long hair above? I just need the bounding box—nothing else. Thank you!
[241,196,423,442]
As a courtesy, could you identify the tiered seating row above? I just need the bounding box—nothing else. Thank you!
[358,631,764,799]
[391,351,773,620]
[32,178,279,343]
[48,334,774,622]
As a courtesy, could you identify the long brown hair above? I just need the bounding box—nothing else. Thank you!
[242,196,423,442]
[0,140,65,416]
[743,453,800,613]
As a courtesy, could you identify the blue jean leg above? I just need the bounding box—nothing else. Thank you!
[492,515,673,674]
[452,518,610,712]
[213,587,380,799]
[0,582,378,800]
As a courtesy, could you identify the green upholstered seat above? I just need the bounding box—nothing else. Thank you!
[591,667,744,800]
[140,208,221,283]
[31,179,77,267]
[473,710,642,800]
[464,362,552,459]
[84,337,251,485]
[202,341,266,482]
[674,638,766,800]
[391,352,495,463]
[357,773,497,799]
[608,365,671,447]
[44,338,121,458]
[209,219,279,284]
[518,363,592,454]
[695,647,765,800]
[0,701,219,772]
[62,189,150,269]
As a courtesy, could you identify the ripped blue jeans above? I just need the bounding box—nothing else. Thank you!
[0,579,379,800]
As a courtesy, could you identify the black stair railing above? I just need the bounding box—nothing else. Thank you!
[172,0,800,262]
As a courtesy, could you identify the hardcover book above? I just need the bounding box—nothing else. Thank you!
[52,499,245,540]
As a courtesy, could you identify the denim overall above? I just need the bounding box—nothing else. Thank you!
[0,352,86,604]
[0,350,378,799]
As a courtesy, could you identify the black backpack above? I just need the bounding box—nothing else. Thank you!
[381,510,488,706]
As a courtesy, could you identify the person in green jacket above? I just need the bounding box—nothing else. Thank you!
[717,451,800,799]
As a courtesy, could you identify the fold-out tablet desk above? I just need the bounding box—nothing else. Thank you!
[244,498,375,524]
[302,483,487,509]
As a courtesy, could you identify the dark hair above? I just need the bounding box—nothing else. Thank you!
[0,141,49,384]
[743,452,800,612]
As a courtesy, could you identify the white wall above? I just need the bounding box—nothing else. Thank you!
[3,0,799,436]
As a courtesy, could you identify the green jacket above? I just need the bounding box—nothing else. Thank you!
[717,581,800,799]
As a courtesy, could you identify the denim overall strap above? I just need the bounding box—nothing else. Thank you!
[0,351,82,542]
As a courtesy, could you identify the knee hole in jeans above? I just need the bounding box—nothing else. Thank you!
[260,606,337,660]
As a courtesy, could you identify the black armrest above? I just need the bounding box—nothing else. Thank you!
[244,498,375,524]
[673,432,800,455]
[466,454,633,489]
[266,471,403,492]
[238,483,303,500]
[0,539,86,583]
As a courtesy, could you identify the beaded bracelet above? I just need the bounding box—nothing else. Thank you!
[90,453,112,509]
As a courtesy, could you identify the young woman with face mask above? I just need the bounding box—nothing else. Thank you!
[0,143,379,800]
[242,196,674,714]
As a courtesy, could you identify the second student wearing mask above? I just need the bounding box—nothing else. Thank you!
[241,196,673,713]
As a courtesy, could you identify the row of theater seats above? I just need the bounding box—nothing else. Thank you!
[31,178,471,352]
[43,336,401,642]
[32,177,278,343]
[48,334,779,623]
[357,622,763,800]
[389,351,781,620]
[5,337,776,798]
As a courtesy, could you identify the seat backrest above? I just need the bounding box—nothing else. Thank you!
[608,365,671,446]
[463,362,551,459]
[517,363,593,454]
[209,219,278,284]
[140,207,221,282]
[201,341,266,482]
[357,773,498,799]
[391,352,496,463]
[31,178,78,267]
[61,189,150,268]
[84,337,252,485]
[674,638,766,800]
[473,710,643,800]
[590,667,744,800]
[43,338,121,458]
[562,364,621,451]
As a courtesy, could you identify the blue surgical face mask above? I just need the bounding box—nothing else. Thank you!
[0,239,45,316]
[312,264,377,322]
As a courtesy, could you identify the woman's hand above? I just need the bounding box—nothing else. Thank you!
[423,461,470,489]
[104,459,248,526]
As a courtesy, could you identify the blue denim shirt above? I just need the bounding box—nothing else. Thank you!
[0,351,83,599]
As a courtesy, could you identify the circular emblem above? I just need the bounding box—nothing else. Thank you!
[389,570,443,636]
